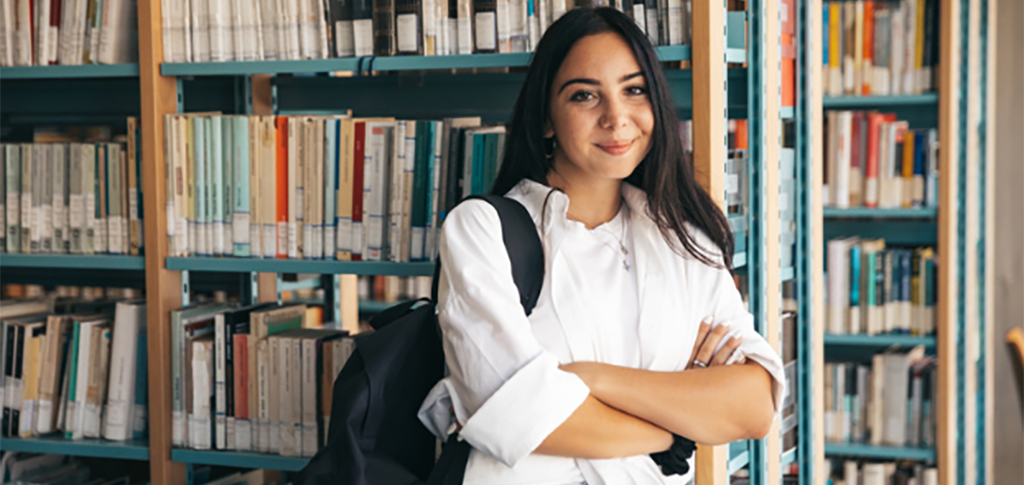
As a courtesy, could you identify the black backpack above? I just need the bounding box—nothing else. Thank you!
[297,195,545,485]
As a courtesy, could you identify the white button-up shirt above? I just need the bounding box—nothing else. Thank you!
[418,179,785,485]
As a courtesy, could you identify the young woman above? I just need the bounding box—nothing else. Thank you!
[418,7,785,484]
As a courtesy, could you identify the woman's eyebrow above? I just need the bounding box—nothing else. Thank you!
[557,72,646,94]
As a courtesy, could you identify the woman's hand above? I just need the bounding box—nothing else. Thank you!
[686,320,745,370]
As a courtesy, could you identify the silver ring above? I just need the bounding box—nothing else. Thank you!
[693,360,707,368]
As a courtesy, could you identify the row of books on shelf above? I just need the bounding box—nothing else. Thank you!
[356,274,432,304]
[822,0,939,97]
[1,120,144,256]
[0,0,138,67]
[0,299,148,442]
[161,0,698,64]
[824,111,938,210]
[825,346,935,449]
[826,238,936,336]
[171,301,352,456]
[2,455,139,485]
[829,459,937,485]
[164,113,503,262]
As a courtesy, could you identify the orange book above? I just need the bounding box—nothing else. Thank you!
[864,113,884,208]
[275,117,289,258]
[781,0,795,107]
[862,1,874,95]
[734,120,749,151]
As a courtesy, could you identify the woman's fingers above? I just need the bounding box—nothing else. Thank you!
[687,320,712,369]
[710,335,743,367]
[694,323,730,368]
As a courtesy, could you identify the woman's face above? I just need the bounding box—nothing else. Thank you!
[546,32,655,186]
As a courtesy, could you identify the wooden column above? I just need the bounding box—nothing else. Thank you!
[762,0,782,483]
[963,1,982,483]
[691,1,728,484]
[809,0,827,483]
[936,0,961,484]
[137,0,184,484]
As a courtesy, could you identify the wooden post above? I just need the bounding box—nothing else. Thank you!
[763,0,782,483]
[963,1,982,483]
[691,1,728,484]
[936,0,961,483]
[137,1,185,484]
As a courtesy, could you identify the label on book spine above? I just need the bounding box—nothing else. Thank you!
[266,224,278,258]
[475,12,496,50]
[397,14,419,53]
[236,419,253,451]
[353,20,374,57]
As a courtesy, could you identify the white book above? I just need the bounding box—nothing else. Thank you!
[834,111,852,209]
[388,121,407,262]
[97,0,136,64]
[259,0,277,60]
[0,0,14,66]
[273,337,290,454]
[34,0,51,66]
[214,313,228,449]
[206,0,227,61]
[69,319,97,439]
[13,0,30,66]
[301,336,318,457]
[82,325,112,438]
[827,238,852,335]
[289,336,303,456]
[230,0,244,61]
[255,338,269,453]
[191,0,209,62]
[52,145,67,253]
[191,336,214,450]
[269,336,281,452]
[102,301,146,441]
[882,352,911,446]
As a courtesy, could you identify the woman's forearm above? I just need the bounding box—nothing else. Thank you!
[583,362,775,445]
[535,395,673,459]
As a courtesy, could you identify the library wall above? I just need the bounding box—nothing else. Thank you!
[993,0,1024,481]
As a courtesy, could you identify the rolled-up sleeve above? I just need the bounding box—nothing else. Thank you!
[431,200,590,468]
[704,262,787,412]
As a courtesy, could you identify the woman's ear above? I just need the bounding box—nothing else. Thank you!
[543,118,554,139]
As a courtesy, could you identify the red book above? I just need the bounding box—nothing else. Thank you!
[351,122,367,261]
[275,117,289,258]
[864,113,885,208]
[233,334,249,420]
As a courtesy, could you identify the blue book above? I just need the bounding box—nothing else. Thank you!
[324,118,338,260]
[134,331,148,438]
[823,4,829,66]
[410,121,431,261]
[913,130,927,207]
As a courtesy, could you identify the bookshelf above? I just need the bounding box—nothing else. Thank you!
[815,1,995,485]
[0,2,818,485]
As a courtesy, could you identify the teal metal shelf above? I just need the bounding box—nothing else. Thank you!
[0,254,146,270]
[0,436,150,460]
[781,448,796,467]
[824,443,936,461]
[822,93,939,108]
[0,64,140,79]
[824,333,936,349]
[171,449,307,472]
[166,257,436,276]
[728,441,749,475]
[823,207,938,219]
[161,46,746,77]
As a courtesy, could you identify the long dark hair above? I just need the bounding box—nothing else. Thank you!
[490,7,735,269]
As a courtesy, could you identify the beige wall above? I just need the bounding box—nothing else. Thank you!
[993,0,1024,481]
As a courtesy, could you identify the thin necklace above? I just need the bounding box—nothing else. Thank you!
[594,203,631,271]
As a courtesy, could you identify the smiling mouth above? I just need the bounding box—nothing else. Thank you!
[597,140,634,156]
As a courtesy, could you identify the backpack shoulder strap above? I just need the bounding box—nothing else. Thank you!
[430,195,545,315]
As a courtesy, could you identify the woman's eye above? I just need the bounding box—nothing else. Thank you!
[569,91,596,102]
[626,86,648,96]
